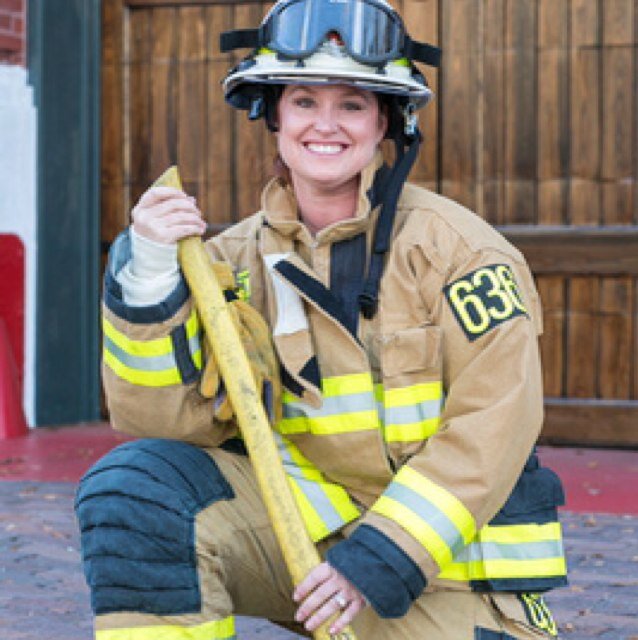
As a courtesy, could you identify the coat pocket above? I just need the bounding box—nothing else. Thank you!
[378,326,444,456]
[379,324,442,382]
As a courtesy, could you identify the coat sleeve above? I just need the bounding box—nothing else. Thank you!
[101,229,238,447]
[328,247,549,617]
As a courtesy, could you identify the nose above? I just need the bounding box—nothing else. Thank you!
[313,104,339,134]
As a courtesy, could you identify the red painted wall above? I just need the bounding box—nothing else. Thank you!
[0,0,25,66]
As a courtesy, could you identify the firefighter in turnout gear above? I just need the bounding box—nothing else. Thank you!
[76,1,567,638]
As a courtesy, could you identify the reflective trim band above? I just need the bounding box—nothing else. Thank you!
[322,372,374,397]
[103,311,202,387]
[371,466,475,569]
[96,616,236,639]
[276,433,360,542]
[377,382,443,443]
[280,374,443,441]
[439,522,567,582]
[279,372,379,435]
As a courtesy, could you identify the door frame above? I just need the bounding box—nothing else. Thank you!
[28,0,102,425]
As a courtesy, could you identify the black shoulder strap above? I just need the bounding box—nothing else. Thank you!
[220,29,260,53]
[358,132,422,319]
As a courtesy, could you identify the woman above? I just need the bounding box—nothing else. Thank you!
[77,1,567,639]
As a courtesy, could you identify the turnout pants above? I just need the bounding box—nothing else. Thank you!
[76,439,557,640]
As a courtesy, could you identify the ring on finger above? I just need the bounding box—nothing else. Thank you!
[334,593,348,610]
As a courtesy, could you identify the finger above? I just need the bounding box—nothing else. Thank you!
[301,593,345,632]
[293,563,333,602]
[133,211,206,244]
[133,223,205,244]
[329,599,363,636]
[163,211,207,229]
[294,580,339,624]
[159,223,207,243]
[138,186,190,206]
[135,199,202,224]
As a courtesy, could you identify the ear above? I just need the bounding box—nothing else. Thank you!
[377,103,389,143]
[266,98,280,132]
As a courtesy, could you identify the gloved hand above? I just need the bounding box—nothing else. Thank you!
[199,261,282,425]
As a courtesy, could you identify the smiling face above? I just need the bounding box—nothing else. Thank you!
[276,84,387,198]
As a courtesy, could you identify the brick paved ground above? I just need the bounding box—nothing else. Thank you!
[0,481,636,640]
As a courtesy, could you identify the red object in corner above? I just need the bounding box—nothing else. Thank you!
[0,317,28,438]
[0,234,27,439]
[0,233,25,394]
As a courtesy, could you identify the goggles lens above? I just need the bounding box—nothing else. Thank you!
[262,0,405,65]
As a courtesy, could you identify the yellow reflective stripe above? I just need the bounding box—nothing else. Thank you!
[96,616,235,639]
[479,521,562,544]
[277,434,360,542]
[279,410,378,435]
[281,373,373,404]
[288,479,331,541]
[376,382,443,443]
[185,309,200,339]
[373,494,454,568]
[103,309,200,357]
[438,522,567,582]
[398,467,475,545]
[382,381,443,407]
[103,316,173,357]
[281,375,443,440]
[371,467,475,569]
[383,418,440,443]
[321,372,374,397]
[103,349,182,387]
[280,372,378,435]
[440,556,567,581]
[103,310,202,387]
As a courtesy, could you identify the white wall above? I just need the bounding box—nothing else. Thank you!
[0,64,37,425]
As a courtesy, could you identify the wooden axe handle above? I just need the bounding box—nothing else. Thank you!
[155,167,358,640]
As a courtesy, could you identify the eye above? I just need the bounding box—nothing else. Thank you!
[293,96,315,108]
[342,100,365,112]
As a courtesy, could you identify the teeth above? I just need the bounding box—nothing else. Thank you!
[306,143,343,155]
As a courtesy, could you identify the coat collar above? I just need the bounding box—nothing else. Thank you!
[260,151,386,246]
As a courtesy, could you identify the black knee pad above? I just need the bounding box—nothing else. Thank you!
[75,438,234,615]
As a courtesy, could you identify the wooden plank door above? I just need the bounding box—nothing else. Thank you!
[102,0,277,249]
[101,0,638,446]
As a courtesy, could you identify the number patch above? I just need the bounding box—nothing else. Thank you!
[519,594,558,636]
[444,264,528,341]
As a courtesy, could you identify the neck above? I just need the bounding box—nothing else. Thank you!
[293,176,360,235]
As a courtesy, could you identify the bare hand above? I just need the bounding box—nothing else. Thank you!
[132,186,207,244]
[293,562,367,636]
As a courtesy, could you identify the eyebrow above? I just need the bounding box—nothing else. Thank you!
[287,86,373,101]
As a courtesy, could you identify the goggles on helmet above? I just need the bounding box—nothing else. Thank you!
[220,0,440,68]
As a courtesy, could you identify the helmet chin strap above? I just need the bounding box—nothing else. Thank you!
[358,118,422,320]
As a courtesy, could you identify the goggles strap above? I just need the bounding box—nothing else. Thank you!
[404,38,442,67]
[220,29,259,53]
[359,130,422,319]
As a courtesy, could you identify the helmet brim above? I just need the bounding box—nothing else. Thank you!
[223,66,433,109]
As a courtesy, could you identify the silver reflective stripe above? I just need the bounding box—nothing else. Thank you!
[454,539,565,563]
[188,332,202,363]
[384,482,465,556]
[283,390,376,419]
[103,334,176,372]
[381,398,442,425]
[274,433,346,532]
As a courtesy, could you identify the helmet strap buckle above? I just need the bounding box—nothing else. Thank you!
[403,102,418,138]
